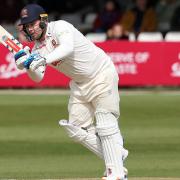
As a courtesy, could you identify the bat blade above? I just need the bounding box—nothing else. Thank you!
[0,25,23,54]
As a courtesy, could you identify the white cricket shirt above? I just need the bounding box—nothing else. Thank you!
[32,20,112,83]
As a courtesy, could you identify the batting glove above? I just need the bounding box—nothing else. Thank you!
[23,53,46,71]
[14,46,30,70]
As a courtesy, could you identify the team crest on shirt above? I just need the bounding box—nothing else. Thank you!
[50,39,61,66]
[51,39,57,47]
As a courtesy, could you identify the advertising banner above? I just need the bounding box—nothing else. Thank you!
[97,41,164,86]
[0,42,180,87]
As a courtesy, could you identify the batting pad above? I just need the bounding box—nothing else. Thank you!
[59,119,103,158]
[95,109,124,178]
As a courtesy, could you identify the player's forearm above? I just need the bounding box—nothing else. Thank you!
[26,65,45,83]
[45,43,73,64]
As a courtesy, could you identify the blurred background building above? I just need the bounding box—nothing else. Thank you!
[1,0,180,42]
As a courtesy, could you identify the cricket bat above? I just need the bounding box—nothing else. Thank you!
[0,25,23,54]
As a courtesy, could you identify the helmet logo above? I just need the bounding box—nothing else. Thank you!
[21,8,28,18]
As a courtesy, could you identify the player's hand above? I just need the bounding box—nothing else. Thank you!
[14,46,30,70]
[23,53,46,71]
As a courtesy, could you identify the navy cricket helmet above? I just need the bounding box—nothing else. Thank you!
[20,4,47,25]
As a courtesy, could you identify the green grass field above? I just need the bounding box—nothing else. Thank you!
[0,90,180,179]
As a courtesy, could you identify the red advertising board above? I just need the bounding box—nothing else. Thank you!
[97,41,164,86]
[0,46,70,88]
[0,41,180,87]
[161,42,180,85]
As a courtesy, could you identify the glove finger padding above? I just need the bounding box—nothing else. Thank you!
[24,46,31,55]
[23,53,46,71]
[29,56,46,71]
[14,49,29,70]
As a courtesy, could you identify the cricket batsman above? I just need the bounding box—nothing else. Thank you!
[14,4,128,180]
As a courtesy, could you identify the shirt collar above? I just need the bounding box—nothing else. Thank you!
[45,23,52,37]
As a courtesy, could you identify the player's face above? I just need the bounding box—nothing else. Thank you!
[25,20,43,41]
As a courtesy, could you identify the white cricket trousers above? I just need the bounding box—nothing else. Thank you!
[68,62,120,128]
